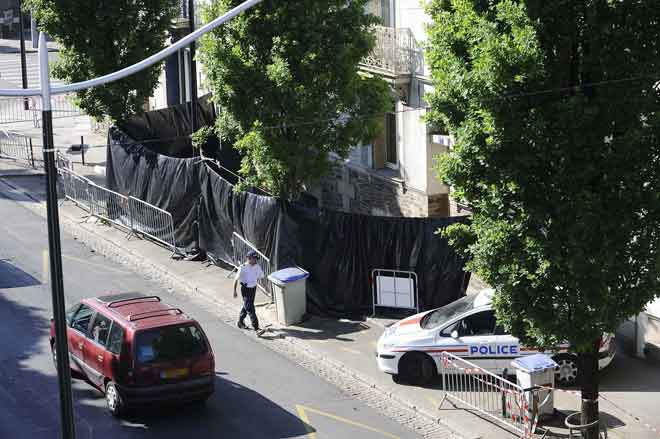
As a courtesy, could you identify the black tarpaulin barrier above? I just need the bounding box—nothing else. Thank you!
[106,128,202,252]
[117,94,230,162]
[106,123,471,316]
[276,203,470,316]
[198,164,281,267]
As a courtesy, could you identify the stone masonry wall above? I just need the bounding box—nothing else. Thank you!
[313,164,450,218]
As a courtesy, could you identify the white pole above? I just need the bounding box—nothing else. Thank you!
[38,32,51,111]
[0,0,263,97]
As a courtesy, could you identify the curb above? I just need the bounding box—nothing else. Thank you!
[0,175,470,439]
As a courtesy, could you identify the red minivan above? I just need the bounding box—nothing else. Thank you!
[50,292,215,416]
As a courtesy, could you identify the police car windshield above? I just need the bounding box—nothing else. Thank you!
[421,295,477,329]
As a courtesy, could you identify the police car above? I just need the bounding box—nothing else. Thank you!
[376,289,615,386]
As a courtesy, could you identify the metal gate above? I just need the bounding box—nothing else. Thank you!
[372,269,418,316]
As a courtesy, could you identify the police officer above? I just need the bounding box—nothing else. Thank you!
[233,250,264,331]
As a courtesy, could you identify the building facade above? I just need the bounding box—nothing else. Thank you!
[153,0,468,218]
[311,0,463,218]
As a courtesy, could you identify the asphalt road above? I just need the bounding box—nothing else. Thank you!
[0,177,421,439]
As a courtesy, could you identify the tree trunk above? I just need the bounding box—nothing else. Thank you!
[579,350,600,439]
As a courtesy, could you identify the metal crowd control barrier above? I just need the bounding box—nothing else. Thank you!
[59,168,93,212]
[30,94,84,127]
[0,97,34,124]
[440,352,541,439]
[372,269,419,316]
[59,168,179,255]
[87,184,131,231]
[55,150,73,173]
[128,196,178,256]
[231,232,273,300]
[0,129,34,166]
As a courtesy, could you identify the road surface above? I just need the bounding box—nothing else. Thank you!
[0,175,421,439]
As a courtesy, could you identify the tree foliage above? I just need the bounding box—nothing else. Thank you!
[427,0,660,356]
[26,0,179,123]
[198,0,391,198]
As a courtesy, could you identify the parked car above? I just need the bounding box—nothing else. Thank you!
[376,289,615,386]
[51,292,215,416]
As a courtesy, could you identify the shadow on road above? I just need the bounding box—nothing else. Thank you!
[275,316,371,343]
[0,258,41,288]
[120,373,314,437]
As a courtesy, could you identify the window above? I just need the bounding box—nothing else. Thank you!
[423,295,477,330]
[135,324,208,364]
[380,0,392,27]
[385,112,397,167]
[456,311,497,337]
[89,313,112,347]
[66,303,80,325]
[367,0,393,27]
[107,322,124,355]
[71,304,94,334]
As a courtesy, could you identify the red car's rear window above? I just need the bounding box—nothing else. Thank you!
[135,324,207,364]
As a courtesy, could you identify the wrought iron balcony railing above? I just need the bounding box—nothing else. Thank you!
[361,26,424,78]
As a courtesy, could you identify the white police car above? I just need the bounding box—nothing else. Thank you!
[376,289,615,386]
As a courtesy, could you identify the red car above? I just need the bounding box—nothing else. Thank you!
[50,293,215,416]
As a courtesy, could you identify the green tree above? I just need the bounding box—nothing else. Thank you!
[26,0,179,123]
[426,1,660,436]
[197,0,391,198]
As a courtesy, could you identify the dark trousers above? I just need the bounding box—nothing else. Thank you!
[239,284,259,329]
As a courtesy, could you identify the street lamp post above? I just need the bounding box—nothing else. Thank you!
[188,0,199,153]
[18,0,29,110]
[38,32,77,439]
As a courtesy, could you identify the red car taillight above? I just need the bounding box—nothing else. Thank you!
[191,355,214,377]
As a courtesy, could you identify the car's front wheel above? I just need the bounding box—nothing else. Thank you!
[553,353,580,387]
[105,381,123,417]
[399,352,436,386]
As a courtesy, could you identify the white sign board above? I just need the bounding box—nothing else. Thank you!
[376,275,414,309]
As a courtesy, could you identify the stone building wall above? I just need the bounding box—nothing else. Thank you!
[312,164,450,218]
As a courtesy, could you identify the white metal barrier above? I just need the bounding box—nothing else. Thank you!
[30,94,85,127]
[128,196,178,255]
[87,183,131,231]
[59,168,93,212]
[59,167,177,254]
[0,129,33,166]
[0,97,34,124]
[55,149,73,173]
[372,269,419,316]
[231,232,273,300]
[440,352,543,439]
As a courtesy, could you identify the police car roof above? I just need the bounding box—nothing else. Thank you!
[473,288,494,308]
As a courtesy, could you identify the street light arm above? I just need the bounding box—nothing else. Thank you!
[0,0,263,97]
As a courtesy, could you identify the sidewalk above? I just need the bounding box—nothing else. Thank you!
[2,119,660,439]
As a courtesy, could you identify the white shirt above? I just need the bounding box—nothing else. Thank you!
[236,263,264,288]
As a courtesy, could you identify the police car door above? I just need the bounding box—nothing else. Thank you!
[443,310,500,371]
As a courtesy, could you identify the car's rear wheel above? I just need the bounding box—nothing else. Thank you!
[399,352,436,386]
[553,353,579,387]
[105,381,123,417]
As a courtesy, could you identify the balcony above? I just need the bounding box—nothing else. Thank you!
[361,26,424,81]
